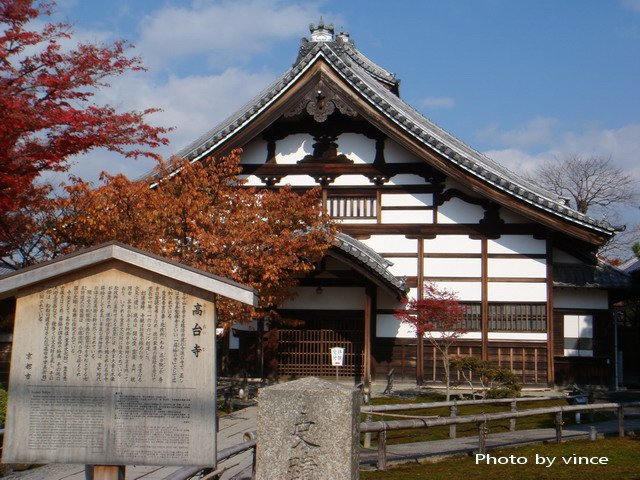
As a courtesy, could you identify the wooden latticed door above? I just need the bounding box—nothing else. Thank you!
[276,314,364,379]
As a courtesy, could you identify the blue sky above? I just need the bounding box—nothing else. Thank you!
[47,0,639,245]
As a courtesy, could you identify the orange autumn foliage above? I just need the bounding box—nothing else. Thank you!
[53,150,335,325]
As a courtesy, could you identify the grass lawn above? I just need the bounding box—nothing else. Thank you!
[364,394,609,445]
[360,437,640,480]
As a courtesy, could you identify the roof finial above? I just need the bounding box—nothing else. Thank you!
[309,17,334,42]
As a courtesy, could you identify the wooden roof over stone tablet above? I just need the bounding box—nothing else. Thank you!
[159,21,616,247]
[0,242,258,305]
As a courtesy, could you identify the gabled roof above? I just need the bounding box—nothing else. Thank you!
[0,242,258,305]
[331,233,407,298]
[169,27,615,245]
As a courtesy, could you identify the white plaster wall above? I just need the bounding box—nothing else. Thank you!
[488,235,546,254]
[331,175,374,186]
[500,207,530,224]
[425,235,481,254]
[387,174,428,185]
[384,139,422,164]
[333,218,377,224]
[437,198,485,224]
[488,258,547,278]
[381,209,434,224]
[425,258,481,277]
[377,288,405,309]
[488,282,547,302]
[277,174,317,187]
[376,314,416,338]
[488,332,547,341]
[240,137,267,164]
[553,249,582,264]
[554,288,608,309]
[431,281,482,301]
[238,174,263,186]
[362,235,417,254]
[385,257,418,277]
[281,287,364,310]
[381,193,433,207]
[275,134,313,164]
[337,133,374,164]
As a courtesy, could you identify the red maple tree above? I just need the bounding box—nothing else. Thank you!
[395,282,466,398]
[0,0,168,259]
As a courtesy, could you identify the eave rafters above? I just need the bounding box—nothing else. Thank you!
[165,45,613,247]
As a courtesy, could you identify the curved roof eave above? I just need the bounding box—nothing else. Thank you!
[157,42,614,239]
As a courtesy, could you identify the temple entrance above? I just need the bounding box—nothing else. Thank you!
[275,313,364,379]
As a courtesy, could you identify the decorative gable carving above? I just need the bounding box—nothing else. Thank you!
[285,78,357,123]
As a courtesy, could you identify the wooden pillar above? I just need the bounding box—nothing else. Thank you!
[546,238,555,386]
[481,238,489,361]
[90,466,125,480]
[416,238,425,385]
[364,285,375,388]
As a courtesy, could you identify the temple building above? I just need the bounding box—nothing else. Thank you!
[156,22,630,387]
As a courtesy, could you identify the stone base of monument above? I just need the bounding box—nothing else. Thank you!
[256,377,360,480]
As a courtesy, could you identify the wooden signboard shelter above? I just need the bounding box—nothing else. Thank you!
[0,242,258,478]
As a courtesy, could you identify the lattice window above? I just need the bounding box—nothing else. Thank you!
[488,304,547,332]
[326,194,377,219]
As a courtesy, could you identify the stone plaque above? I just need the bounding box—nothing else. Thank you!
[3,265,217,466]
[256,377,360,480]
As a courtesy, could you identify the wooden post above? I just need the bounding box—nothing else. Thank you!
[364,414,372,448]
[377,430,387,471]
[91,466,124,480]
[364,286,373,388]
[555,411,563,444]
[510,401,517,432]
[478,420,487,454]
[545,239,555,386]
[481,238,488,361]
[449,403,457,439]
[618,406,625,437]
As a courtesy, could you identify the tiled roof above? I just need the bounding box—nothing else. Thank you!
[169,33,615,238]
[554,262,631,289]
[332,232,408,297]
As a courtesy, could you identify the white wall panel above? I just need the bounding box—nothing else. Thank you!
[281,287,364,310]
[425,258,481,277]
[386,257,418,277]
[377,288,405,309]
[500,208,529,224]
[334,218,377,224]
[488,258,546,278]
[277,174,317,187]
[488,235,546,254]
[240,138,267,164]
[488,332,547,341]
[488,282,547,302]
[381,209,433,224]
[381,193,433,207]
[337,133,375,164]
[425,235,481,254]
[275,134,313,164]
[384,139,422,164]
[554,288,608,309]
[331,174,374,186]
[431,281,481,301]
[387,174,428,185]
[239,175,263,186]
[376,314,416,338]
[362,235,417,253]
[437,198,485,224]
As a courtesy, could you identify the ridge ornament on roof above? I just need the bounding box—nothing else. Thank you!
[152,24,616,247]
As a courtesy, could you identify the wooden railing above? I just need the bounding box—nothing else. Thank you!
[360,401,640,471]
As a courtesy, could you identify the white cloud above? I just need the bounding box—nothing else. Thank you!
[419,96,455,109]
[137,0,326,69]
[477,117,560,149]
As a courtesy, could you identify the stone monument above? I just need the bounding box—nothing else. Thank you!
[256,377,360,480]
[0,242,257,469]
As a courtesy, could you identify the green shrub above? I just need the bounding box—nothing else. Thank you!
[450,356,522,398]
[0,387,7,426]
